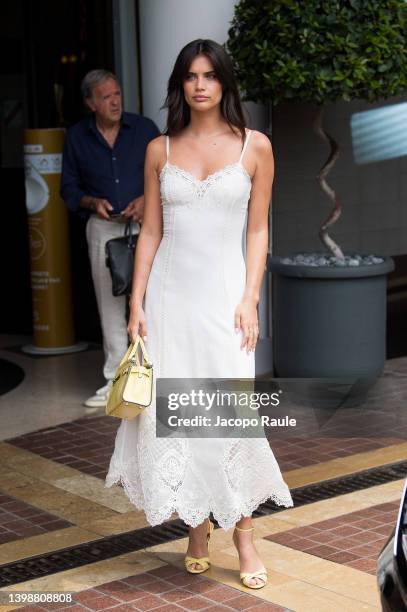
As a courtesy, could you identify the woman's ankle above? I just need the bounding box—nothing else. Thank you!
[189,519,209,532]
[235,516,253,531]
[233,522,256,553]
[188,519,210,545]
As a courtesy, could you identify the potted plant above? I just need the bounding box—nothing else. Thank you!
[227,0,407,382]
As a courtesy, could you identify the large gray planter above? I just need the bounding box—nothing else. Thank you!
[269,255,395,379]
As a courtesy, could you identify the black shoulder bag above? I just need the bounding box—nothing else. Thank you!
[105,220,138,296]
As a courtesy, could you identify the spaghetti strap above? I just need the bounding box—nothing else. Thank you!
[239,129,252,163]
[166,135,170,161]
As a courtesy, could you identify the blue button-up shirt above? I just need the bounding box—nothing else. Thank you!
[60,111,160,215]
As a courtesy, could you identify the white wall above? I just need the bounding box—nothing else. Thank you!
[113,0,140,113]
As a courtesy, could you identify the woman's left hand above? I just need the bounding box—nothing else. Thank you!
[234,298,259,353]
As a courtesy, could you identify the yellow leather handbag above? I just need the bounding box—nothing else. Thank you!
[106,336,153,419]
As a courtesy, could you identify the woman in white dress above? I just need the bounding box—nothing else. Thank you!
[105,39,293,589]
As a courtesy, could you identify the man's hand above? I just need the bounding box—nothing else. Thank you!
[121,196,144,223]
[80,195,113,220]
[93,198,114,220]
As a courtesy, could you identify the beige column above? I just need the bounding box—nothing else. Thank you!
[23,128,86,354]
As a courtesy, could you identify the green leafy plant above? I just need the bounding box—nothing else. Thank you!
[227,0,407,258]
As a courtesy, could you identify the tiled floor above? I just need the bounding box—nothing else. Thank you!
[6,423,405,480]
[0,493,72,544]
[0,335,104,441]
[5,357,406,478]
[0,341,406,611]
[6,418,117,480]
[265,500,399,575]
[16,567,286,611]
[264,436,402,470]
[0,460,404,611]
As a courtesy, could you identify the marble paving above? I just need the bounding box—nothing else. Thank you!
[0,340,405,611]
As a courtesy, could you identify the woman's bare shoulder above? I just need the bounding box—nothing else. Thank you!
[146,134,166,156]
[249,129,272,154]
[145,135,167,173]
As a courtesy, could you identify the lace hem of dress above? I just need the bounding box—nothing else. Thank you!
[105,463,294,531]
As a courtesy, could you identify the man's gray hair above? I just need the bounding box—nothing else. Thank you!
[81,69,119,100]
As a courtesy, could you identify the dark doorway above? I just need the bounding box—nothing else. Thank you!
[1,0,113,343]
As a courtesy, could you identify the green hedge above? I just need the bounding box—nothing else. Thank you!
[227,0,407,105]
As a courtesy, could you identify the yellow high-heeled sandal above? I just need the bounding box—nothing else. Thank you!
[234,525,268,589]
[184,519,214,574]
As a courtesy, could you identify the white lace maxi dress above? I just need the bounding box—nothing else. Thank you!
[105,130,294,529]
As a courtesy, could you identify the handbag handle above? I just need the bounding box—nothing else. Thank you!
[129,335,150,367]
[124,219,136,246]
[119,335,151,368]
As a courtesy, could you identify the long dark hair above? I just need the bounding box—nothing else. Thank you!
[163,39,246,142]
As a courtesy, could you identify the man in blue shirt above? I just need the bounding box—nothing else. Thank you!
[61,69,160,410]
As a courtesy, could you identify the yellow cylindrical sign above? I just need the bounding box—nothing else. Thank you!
[23,128,82,354]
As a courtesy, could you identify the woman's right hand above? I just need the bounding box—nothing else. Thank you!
[127,303,148,343]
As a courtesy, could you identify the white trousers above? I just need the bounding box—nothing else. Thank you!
[86,215,137,381]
